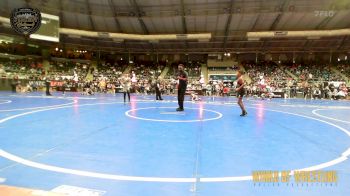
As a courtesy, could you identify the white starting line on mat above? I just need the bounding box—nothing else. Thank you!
[0,177,6,183]
[0,100,349,182]
[0,100,12,105]
[51,185,106,196]
[160,112,186,115]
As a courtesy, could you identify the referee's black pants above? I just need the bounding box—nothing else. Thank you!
[156,87,162,100]
[178,87,186,109]
[46,85,51,96]
[11,84,16,93]
[123,90,130,102]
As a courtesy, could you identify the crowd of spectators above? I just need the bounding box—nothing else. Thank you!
[0,59,44,80]
[242,61,348,99]
[244,61,290,86]
[1,57,349,99]
[289,63,343,82]
[337,64,350,76]
[81,60,165,94]
[167,62,201,78]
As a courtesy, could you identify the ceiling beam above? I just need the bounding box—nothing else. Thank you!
[250,14,260,32]
[244,5,262,50]
[108,0,123,33]
[222,0,235,52]
[58,1,65,28]
[85,0,96,31]
[250,0,263,32]
[51,39,349,54]
[84,0,100,51]
[180,0,187,34]
[258,0,290,51]
[315,15,336,30]
[59,35,346,45]
[180,0,189,50]
[303,40,312,50]
[34,1,349,19]
[19,37,348,53]
[129,0,155,54]
[123,40,128,52]
[315,2,338,29]
[337,36,348,50]
[58,1,67,51]
[130,0,149,34]
[260,41,267,51]
[269,0,290,31]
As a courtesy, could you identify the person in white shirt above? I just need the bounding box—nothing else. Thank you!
[73,70,79,83]
[0,64,5,74]
[199,75,205,84]
[336,85,347,100]
[206,84,212,96]
[131,71,137,83]
[331,88,338,100]
[191,92,201,101]
[313,88,321,99]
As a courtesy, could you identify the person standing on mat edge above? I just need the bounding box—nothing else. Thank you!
[122,74,131,103]
[155,77,163,100]
[11,75,19,93]
[236,70,247,116]
[176,64,188,111]
[45,76,52,96]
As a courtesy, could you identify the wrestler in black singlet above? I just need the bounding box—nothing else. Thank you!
[237,77,245,98]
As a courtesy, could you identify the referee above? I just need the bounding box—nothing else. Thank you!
[45,77,52,96]
[176,64,188,111]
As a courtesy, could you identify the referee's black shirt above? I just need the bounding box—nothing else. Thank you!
[178,70,188,89]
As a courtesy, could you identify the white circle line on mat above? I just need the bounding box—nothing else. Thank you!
[312,108,350,124]
[125,107,223,122]
[0,100,78,112]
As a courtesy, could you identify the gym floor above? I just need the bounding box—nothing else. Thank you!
[0,92,349,196]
